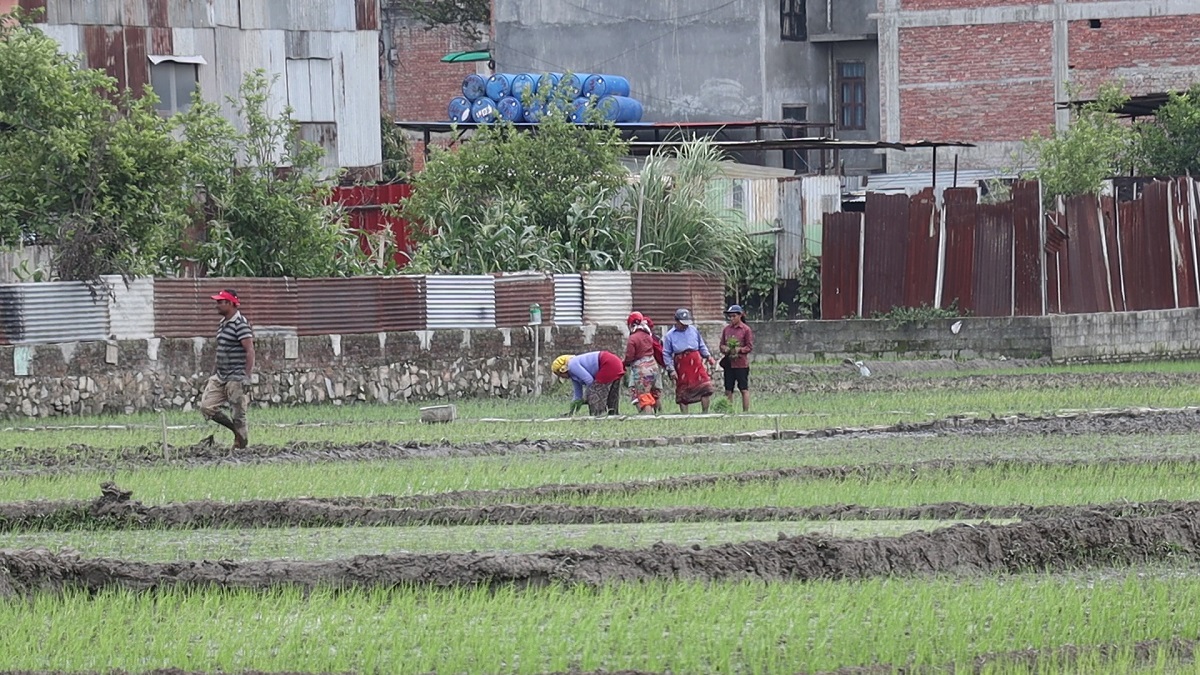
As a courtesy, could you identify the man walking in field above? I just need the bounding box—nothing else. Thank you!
[719,304,754,412]
[199,289,254,448]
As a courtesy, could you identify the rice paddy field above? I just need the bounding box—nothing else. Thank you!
[5,358,1200,673]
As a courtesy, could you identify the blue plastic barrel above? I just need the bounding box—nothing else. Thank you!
[537,72,562,94]
[462,74,487,101]
[471,97,498,123]
[582,74,631,98]
[510,73,538,101]
[497,96,524,122]
[447,96,472,122]
[570,96,591,124]
[598,95,643,122]
[561,73,593,99]
[523,99,545,123]
[485,73,517,101]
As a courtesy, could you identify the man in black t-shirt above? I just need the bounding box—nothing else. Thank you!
[199,288,255,448]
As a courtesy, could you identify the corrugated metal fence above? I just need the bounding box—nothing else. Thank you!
[0,272,721,342]
[821,178,1200,318]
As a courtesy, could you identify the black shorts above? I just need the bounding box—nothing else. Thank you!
[724,367,750,392]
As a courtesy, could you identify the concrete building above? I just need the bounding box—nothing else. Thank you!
[878,0,1200,172]
[4,0,383,179]
[491,0,883,174]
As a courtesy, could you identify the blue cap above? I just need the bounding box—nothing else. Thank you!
[725,304,744,315]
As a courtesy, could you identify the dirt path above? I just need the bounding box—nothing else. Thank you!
[4,508,1200,595]
[3,482,1198,532]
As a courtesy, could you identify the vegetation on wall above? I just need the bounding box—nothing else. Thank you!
[725,240,820,320]
[1134,84,1200,177]
[1024,84,1134,207]
[1026,82,1200,206]
[380,116,414,183]
[389,0,490,41]
[0,14,381,281]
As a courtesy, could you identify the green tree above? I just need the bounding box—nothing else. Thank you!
[403,81,631,273]
[403,85,750,275]
[1024,84,1134,206]
[1134,85,1200,177]
[182,72,344,277]
[175,72,377,278]
[0,14,191,281]
[381,116,414,183]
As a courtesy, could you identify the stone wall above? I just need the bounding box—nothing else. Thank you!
[0,326,628,419]
[3,308,1200,418]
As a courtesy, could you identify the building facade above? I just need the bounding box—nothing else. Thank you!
[879,0,1200,172]
[5,0,383,178]
[491,0,883,173]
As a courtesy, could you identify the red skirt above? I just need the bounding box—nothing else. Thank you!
[594,351,625,384]
[674,350,714,404]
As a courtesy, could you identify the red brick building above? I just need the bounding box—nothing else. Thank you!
[878,0,1200,171]
[379,7,485,170]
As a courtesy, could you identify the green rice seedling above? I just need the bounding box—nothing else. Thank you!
[0,520,1005,561]
[491,460,1200,510]
[2,569,1199,673]
[4,434,1200,505]
[5,376,1200,450]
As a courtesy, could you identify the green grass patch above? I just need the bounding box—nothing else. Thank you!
[488,461,1200,510]
[3,432,1199,505]
[4,379,1200,450]
[3,570,1198,673]
[0,520,998,561]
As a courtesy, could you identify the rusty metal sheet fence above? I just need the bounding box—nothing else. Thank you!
[495,273,555,328]
[816,178,1200,319]
[153,278,301,337]
[689,273,727,322]
[972,204,1014,317]
[861,193,909,316]
[821,212,863,319]
[631,272,694,328]
[941,189,978,313]
[903,189,938,309]
[296,277,425,335]
[1012,182,1044,316]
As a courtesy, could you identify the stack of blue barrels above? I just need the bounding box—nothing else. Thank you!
[448,71,644,124]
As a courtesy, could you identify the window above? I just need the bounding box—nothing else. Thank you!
[286,58,335,122]
[780,0,807,41]
[837,61,867,131]
[782,105,809,173]
[149,60,199,115]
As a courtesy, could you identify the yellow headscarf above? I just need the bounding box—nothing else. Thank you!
[551,354,572,376]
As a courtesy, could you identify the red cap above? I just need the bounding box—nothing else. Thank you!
[627,311,645,326]
[211,290,240,306]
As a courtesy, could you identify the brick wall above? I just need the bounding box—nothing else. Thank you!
[898,22,1054,142]
[381,12,479,123]
[892,1,1200,147]
[1068,16,1200,98]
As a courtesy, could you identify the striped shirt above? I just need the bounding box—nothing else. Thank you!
[215,311,253,381]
